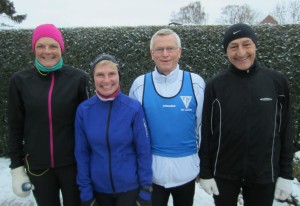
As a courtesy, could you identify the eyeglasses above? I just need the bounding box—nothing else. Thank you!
[152,47,179,54]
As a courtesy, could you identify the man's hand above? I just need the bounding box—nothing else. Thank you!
[199,178,219,195]
[274,177,293,201]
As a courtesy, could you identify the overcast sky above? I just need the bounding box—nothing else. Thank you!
[10,0,289,29]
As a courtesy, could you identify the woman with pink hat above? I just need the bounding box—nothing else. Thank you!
[7,24,89,206]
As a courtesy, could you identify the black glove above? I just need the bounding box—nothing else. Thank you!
[136,198,152,206]
[136,187,152,206]
[81,198,97,206]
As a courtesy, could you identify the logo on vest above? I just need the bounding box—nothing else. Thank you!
[180,96,192,111]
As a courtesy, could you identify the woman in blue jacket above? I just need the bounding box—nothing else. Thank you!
[75,54,152,206]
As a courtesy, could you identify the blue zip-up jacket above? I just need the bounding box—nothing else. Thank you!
[75,92,152,201]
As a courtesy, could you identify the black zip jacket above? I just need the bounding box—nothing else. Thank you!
[199,63,293,184]
[8,65,89,170]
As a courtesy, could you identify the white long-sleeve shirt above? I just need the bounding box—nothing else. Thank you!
[129,65,205,188]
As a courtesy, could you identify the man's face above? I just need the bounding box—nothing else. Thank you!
[226,37,256,70]
[150,34,182,75]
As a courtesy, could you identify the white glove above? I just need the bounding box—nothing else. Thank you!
[274,177,293,201]
[11,166,33,197]
[199,178,219,195]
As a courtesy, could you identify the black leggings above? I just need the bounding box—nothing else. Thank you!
[152,179,195,206]
[94,188,139,206]
[27,164,80,206]
[214,178,275,206]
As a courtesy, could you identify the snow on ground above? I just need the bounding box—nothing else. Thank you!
[0,157,300,206]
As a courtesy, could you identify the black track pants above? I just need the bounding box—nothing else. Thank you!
[27,164,80,206]
[94,188,139,206]
[152,179,195,206]
[214,177,275,206]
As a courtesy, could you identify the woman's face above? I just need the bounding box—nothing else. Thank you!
[35,37,62,68]
[93,62,119,97]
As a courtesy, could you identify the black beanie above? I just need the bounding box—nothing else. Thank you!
[223,23,257,53]
[90,53,119,71]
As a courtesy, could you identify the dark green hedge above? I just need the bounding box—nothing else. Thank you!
[0,25,299,156]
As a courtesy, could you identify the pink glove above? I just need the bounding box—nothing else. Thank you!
[200,178,219,195]
[274,177,293,201]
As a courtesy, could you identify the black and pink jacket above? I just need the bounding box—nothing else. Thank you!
[8,64,89,170]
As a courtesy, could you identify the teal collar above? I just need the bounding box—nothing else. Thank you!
[35,58,63,73]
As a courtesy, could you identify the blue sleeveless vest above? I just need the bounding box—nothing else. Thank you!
[143,71,197,157]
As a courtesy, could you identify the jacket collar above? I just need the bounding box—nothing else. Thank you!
[153,64,180,84]
[229,60,257,76]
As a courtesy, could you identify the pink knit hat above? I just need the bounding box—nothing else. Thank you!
[32,24,65,52]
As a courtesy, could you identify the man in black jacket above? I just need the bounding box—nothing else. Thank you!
[199,23,293,206]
